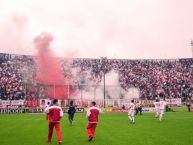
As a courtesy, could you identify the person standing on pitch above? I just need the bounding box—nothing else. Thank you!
[135,101,139,115]
[154,99,160,118]
[45,99,63,144]
[67,100,76,125]
[158,99,166,121]
[86,101,102,142]
[128,100,135,124]
[138,102,143,115]
[45,102,51,120]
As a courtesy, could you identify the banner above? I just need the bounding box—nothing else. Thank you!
[26,99,39,107]
[0,105,7,108]
[142,107,156,112]
[110,107,156,112]
[0,108,23,113]
[165,98,181,106]
[0,100,25,108]
[7,106,19,108]
[0,100,11,106]
[0,107,85,113]
[111,108,127,112]
[11,100,25,106]
[39,99,51,108]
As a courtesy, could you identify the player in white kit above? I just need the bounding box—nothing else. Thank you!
[158,99,167,121]
[154,99,160,118]
[128,100,135,124]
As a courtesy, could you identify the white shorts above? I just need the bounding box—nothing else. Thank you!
[128,110,135,117]
[159,109,164,115]
[155,108,159,113]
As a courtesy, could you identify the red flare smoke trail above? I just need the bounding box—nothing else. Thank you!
[34,32,73,99]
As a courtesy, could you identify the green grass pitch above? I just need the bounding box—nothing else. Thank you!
[0,112,193,145]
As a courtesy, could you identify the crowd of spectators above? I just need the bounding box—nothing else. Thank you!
[0,53,36,100]
[71,58,193,100]
[0,53,192,101]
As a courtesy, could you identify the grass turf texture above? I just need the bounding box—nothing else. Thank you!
[0,112,193,145]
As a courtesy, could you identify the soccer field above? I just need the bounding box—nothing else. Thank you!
[0,112,193,145]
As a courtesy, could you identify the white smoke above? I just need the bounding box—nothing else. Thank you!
[71,69,140,107]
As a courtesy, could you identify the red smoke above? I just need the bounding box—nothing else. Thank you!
[34,32,73,99]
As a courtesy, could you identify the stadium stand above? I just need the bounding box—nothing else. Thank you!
[0,53,192,102]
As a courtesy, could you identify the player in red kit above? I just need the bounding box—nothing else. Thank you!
[86,101,102,142]
[45,99,63,144]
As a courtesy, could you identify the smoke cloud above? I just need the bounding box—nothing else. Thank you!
[34,32,74,99]
[73,70,139,106]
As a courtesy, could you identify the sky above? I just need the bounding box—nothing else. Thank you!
[0,0,193,59]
